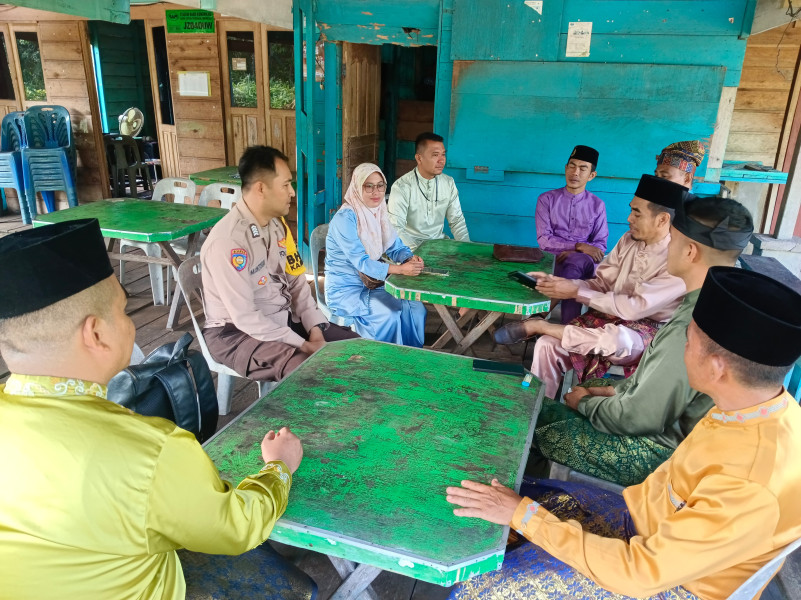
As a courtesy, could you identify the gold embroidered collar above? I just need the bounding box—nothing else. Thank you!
[4,374,107,400]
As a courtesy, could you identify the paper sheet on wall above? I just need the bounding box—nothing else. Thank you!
[566,21,592,57]
[178,71,211,97]
[524,1,543,15]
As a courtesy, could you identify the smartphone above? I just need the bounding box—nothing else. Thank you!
[509,270,539,289]
[472,359,525,376]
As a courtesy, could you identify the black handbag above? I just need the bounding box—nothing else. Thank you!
[108,333,218,443]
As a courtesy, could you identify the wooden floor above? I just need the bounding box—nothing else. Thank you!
[0,211,795,600]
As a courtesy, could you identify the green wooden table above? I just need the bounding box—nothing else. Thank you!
[204,338,544,596]
[386,240,554,354]
[33,199,227,328]
[189,166,241,186]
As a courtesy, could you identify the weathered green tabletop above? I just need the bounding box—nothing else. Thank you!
[386,240,554,354]
[189,166,241,186]
[204,338,543,594]
[33,199,227,327]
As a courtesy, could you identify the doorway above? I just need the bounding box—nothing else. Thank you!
[340,43,437,192]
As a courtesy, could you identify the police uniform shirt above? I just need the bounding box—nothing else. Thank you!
[200,200,327,348]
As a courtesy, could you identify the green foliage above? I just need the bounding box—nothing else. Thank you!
[16,37,46,101]
[269,77,295,110]
[231,72,257,108]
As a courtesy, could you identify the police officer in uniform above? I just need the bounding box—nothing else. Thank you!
[201,145,358,382]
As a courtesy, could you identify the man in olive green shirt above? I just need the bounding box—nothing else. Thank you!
[532,196,754,486]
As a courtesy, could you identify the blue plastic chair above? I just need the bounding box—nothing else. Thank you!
[0,112,29,221]
[20,105,78,218]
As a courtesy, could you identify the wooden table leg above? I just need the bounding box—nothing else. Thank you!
[163,233,197,330]
[452,310,503,355]
[328,556,381,600]
[430,304,470,349]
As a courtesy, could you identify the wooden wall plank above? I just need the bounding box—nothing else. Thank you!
[166,32,227,177]
[36,21,107,204]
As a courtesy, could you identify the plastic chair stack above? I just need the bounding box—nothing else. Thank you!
[20,105,77,218]
[0,112,27,221]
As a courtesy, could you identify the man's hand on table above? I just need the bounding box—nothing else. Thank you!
[261,427,303,473]
[527,272,580,300]
[446,479,523,525]
[301,327,326,354]
[575,242,604,263]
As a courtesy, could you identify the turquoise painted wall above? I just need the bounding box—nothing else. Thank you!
[304,0,757,249]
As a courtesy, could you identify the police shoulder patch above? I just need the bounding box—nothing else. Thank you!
[231,248,248,271]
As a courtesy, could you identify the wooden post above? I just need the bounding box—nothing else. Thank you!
[775,129,801,238]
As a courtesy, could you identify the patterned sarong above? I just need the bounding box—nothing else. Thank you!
[533,399,675,486]
[448,479,699,600]
[568,309,661,382]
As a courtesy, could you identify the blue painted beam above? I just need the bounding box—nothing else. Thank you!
[317,0,439,45]
[557,34,746,87]
[560,1,748,35]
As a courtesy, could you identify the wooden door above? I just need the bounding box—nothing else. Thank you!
[219,21,266,166]
[144,20,179,178]
[0,24,22,117]
[262,27,296,172]
[341,43,380,191]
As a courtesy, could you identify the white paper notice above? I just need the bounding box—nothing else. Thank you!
[566,21,592,57]
[178,71,211,97]
[524,1,543,15]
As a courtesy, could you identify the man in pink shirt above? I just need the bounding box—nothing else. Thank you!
[505,175,687,398]
[530,145,608,325]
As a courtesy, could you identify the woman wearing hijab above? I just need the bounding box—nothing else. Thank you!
[325,163,428,346]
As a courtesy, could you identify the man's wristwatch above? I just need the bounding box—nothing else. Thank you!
[314,322,330,332]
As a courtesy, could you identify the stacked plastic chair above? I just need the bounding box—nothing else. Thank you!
[0,112,28,221]
[20,105,78,219]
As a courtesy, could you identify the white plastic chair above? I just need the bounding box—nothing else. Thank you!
[176,255,273,415]
[119,178,197,306]
[309,223,353,328]
[727,536,801,599]
[169,182,241,257]
[197,182,241,210]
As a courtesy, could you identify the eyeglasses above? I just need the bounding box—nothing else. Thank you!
[363,183,386,193]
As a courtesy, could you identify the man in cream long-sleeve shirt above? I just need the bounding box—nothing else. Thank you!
[447,267,801,600]
[497,174,687,398]
[388,132,470,251]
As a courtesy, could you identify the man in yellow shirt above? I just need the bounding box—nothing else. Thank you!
[0,219,310,599]
[446,266,801,600]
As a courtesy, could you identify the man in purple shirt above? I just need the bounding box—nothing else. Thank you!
[532,145,608,324]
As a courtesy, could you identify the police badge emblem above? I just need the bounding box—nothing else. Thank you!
[231,248,248,271]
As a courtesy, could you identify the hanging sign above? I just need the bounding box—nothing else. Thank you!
[166,10,216,34]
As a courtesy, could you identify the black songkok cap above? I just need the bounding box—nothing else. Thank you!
[569,145,599,169]
[635,174,687,211]
[673,196,754,251]
[693,267,801,367]
[0,219,113,319]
